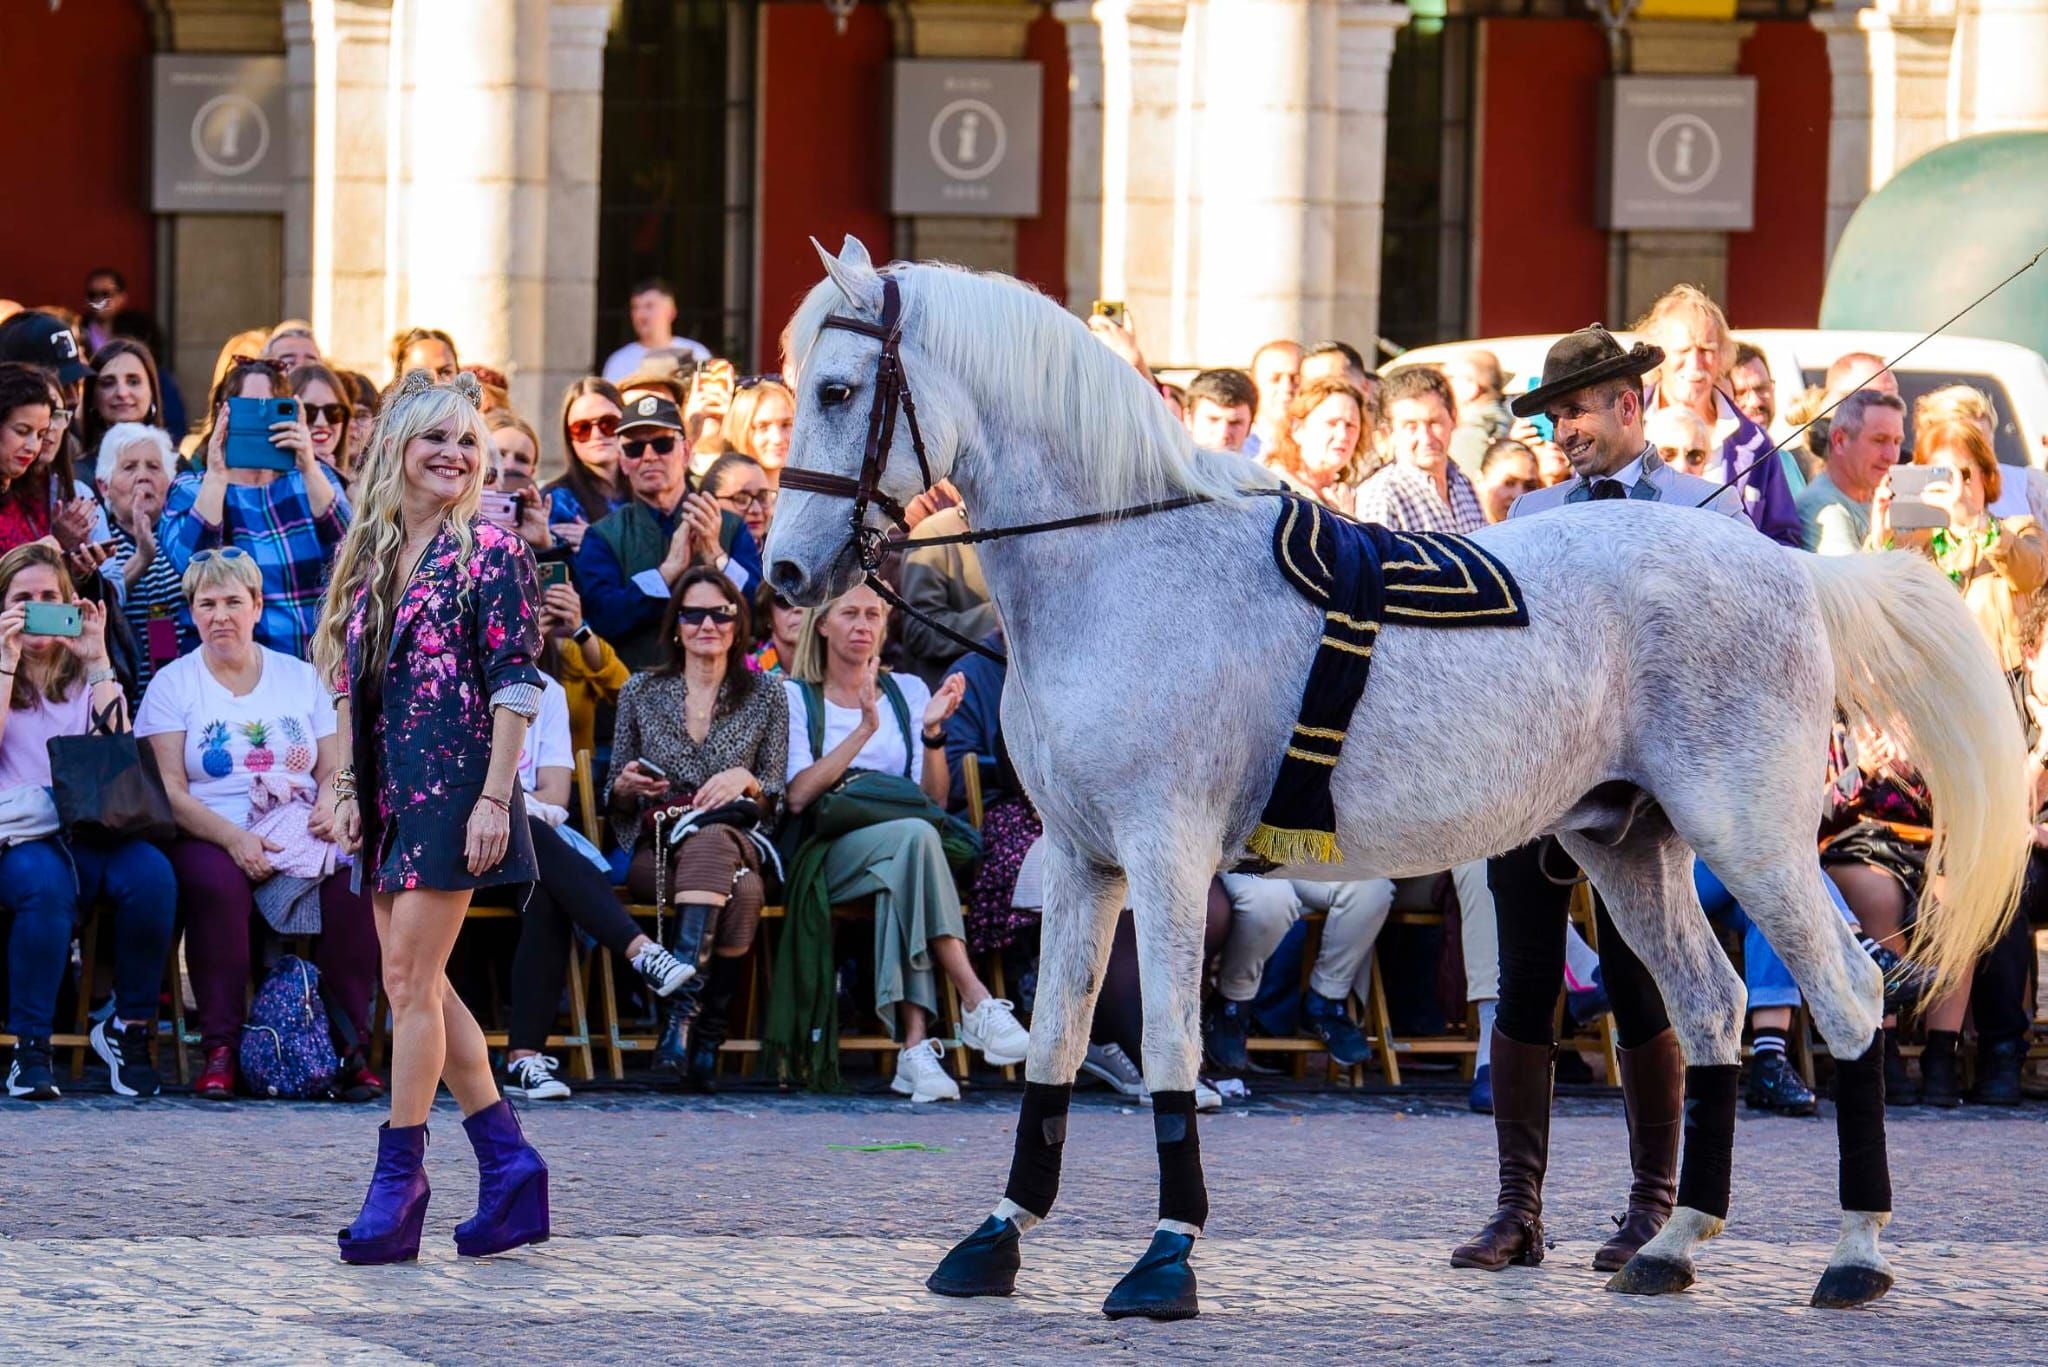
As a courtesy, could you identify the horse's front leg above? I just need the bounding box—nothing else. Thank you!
[1098,846,1214,1321]
[926,842,1123,1299]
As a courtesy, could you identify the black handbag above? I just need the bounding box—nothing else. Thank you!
[49,697,177,846]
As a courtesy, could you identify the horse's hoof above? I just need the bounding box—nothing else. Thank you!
[1605,1253,1695,1296]
[1810,1262,1894,1309]
[1102,1230,1200,1320]
[926,1215,1020,1298]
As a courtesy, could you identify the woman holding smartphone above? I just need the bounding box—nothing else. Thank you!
[312,369,550,1266]
[288,363,356,486]
[160,358,349,660]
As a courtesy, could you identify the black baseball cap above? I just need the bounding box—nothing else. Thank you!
[618,392,683,433]
[0,313,90,385]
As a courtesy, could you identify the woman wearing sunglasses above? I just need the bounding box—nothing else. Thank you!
[312,369,551,1266]
[541,378,627,552]
[288,363,357,486]
[160,358,349,661]
[607,568,787,1091]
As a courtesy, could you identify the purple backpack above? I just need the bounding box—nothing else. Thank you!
[240,956,339,1099]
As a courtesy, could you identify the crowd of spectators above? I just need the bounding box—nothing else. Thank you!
[0,265,2038,1113]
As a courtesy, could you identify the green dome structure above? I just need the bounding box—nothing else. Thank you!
[1821,131,2048,360]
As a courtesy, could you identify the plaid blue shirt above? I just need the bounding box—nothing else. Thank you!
[160,464,351,660]
[1352,460,1488,535]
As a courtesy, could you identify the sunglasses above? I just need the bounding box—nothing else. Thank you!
[303,403,350,427]
[229,355,290,376]
[1658,446,1711,467]
[678,605,738,627]
[567,414,620,443]
[735,373,784,391]
[86,290,114,304]
[621,435,677,461]
[190,547,251,564]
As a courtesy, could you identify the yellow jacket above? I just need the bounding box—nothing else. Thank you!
[552,633,631,760]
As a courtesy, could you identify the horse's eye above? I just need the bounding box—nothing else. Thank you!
[819,382,853,408]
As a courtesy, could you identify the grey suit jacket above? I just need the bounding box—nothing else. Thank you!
[1509,449,1745,521]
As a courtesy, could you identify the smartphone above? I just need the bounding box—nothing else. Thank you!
[1091,299,1127,329]
[1887,464,1952,530]
[633,758,668,781]
[22,602,82,638]
[479,490,520,529]
[224,396,301,471]
[499,470,534,495]
[539,560,571,591]
[1520,376,1555,444]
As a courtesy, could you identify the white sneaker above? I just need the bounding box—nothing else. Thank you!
[959,998,1031,1066]
[632,942,694,997]
[1081,1042,1148,1100]
[503,1053,571,1101]
[890,1039,960,1103]
[1195,1077,1223,1112]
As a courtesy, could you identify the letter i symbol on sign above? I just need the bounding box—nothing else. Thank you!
[1673,126,1695,179]
[217,108,245,160]
[955,112,981,167]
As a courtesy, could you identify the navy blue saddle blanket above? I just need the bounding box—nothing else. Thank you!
[1251,495,1528,866]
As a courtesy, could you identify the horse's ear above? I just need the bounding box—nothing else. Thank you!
[812,235,884,315]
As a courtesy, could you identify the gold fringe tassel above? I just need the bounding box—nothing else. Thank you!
[1247,823,1342,866]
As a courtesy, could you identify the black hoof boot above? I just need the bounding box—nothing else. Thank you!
[1811,1262,1895,1309]
[1605,1252,1695,1296]
[927,1216,1021,1298]
[1102,1230,1199,1320]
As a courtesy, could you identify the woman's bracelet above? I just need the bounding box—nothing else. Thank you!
[85,665,118,688]
[477,792,513,814]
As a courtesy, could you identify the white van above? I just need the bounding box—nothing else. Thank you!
[1393,330,2048,471]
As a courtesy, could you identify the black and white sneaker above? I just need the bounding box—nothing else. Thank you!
[6,1037,59,1101]
[90,1018,161,1098]
[503,1053,571,1101]
[632,942,694,997]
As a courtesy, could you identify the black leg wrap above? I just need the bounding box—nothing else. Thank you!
[1002,1082,1072,1220]
[1833,1030,1893,1213]
[1674,1064,1739,1221]
[1152,1090,1209,1230]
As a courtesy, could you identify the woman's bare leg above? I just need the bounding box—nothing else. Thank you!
[380,888,495,1126]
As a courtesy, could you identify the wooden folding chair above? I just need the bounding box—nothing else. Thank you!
[1358,876,1481,1087]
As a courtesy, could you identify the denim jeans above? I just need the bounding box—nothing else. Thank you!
[0,836,177,1038]
[1693,859,1857,1013]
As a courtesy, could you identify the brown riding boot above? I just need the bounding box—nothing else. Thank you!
[1593,1028,1684,1272]
[1451,1031,1554,1270]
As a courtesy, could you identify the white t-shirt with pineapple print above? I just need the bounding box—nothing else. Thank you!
[136,646,338,830]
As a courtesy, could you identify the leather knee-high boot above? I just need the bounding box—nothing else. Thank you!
[1451,1031,1554,1270]
[652,901,712,1080]
[686,954,747,1094]
[1593,1027,1684,1271]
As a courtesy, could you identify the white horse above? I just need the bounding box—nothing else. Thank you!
[765,238,2030,1318]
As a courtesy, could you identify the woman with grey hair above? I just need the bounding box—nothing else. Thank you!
[95,422,189,698]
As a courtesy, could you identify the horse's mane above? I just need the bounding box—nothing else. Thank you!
[783,259,1250,512]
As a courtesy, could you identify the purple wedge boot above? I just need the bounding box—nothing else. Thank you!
[338,1123,430,1265]
[454,1099,550,1257]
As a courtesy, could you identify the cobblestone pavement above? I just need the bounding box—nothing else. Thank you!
[1,1087,2042,1362]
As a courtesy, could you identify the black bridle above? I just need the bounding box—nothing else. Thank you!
[779,274,1214,663]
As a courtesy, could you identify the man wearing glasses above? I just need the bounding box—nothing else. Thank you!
[573,394,761,668]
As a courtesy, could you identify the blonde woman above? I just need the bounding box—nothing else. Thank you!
[773,583,1029,1103]
[311,370,550,1265]
[724,376,794,477]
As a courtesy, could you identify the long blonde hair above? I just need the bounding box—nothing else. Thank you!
[787,584,886,684]
[312,371,489,685]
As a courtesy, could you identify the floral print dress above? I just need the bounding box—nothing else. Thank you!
[341,517,544,894]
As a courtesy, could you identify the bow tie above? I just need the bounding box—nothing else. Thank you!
[1591,478,1629,501]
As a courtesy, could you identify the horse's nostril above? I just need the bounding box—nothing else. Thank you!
[769,561,806,599]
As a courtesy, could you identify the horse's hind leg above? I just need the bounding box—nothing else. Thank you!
[1096,843,1215,1322]
[1699,854,1894,1308]
[1559,823,1746,1297]
[926,842,1123,1299]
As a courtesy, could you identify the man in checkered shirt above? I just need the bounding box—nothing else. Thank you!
[1352,366,1487,535]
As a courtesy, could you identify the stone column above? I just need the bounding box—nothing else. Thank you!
[1613,19,1754,323]
[283,0,396,375]
[896,1,1042,273]
[1056,1,1107,311]
[1330,1,1406,357]
[536,1,611,436]
[1811,0,1958,264]
[1192,0,1341,360]
[1955,0,2048,134]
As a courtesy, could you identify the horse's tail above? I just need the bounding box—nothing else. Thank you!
[1800,548,2031,999]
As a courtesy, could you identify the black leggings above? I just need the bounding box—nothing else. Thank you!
[1090,877,1236,1057]
[1972,882,2038,1046]
[1490,837,1670,1050]
[507,819,647,1053]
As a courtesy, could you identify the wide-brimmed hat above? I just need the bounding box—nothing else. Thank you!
[1510,326,1663,418]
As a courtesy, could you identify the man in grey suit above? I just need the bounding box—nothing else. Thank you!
[1508,325,1743,521]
